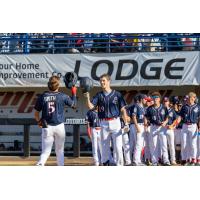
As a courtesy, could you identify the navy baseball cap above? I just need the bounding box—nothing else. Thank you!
[163,97,169,102]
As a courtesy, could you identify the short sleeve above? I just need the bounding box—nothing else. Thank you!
[34,94,43,112]
[63,94,73,107]
[91,93,99,107]
[117,92,127,109]
[132,106,138,116]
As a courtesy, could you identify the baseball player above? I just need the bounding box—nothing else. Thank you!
[144,92,169,166]
[177,92,200,166]
[86,108,102,166]
[34,75,77,166]
[144,96,153,165]
[131,94,147,166]
[161,97,177,165]
[84,74,128,166]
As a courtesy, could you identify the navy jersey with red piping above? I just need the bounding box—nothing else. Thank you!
[34,91,74,125]
[179,103,200,123]
[131,103,146,123]
[91,90,126,119]
[85,110,101,128]
[145,104,169,125]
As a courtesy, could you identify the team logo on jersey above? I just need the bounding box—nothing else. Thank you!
[100,106,104,112]
[112,97,118,104]
[194,107,198,113]
[161,109,165,115]
[169,112,173,117]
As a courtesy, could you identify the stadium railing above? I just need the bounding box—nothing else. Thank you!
[0,33,199,54]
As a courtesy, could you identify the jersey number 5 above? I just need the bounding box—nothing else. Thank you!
[48,102,55,114]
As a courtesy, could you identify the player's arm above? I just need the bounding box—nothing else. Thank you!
[161,108,169,127]
[87,122,92,140]
[84,92,96,110]
[131,107,141,133]
[34,95,43,128]
[121,106,130,132]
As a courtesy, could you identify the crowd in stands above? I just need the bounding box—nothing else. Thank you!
[0,33,199,54]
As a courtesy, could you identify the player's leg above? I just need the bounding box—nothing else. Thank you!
[54,123,66,166]
[110,118,124,166]
[188,124,198,165]
[129,124,137,162]
[96,129,102,165]
[101,120,112,165]
[144,127,151,165]
[166,129,176,164]
[122,130,131,165]
[159,128,170,165]
[197,132,200,165]
[91,128,100,166]
[149,125,159,165]
[174,128,181,163]
[180,124,188,164]
[133,124,145,165]
[37,126,54,166]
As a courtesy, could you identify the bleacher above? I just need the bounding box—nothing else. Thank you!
[0,33,199,54]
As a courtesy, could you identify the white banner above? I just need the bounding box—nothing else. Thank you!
[0,52,200,87]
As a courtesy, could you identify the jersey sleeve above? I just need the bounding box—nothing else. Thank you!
[63,94,73,107]
[34,94,43,112]
[132,106,138,117]
[117,92,127,109]
[91,93,99,107]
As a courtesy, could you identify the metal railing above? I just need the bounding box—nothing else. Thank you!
[0,33,199,54]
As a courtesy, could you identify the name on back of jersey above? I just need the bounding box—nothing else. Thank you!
[44,96,56,102]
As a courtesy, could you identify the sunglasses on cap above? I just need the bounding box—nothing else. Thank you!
[152,96,160,99]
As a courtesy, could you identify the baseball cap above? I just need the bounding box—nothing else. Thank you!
[163,97,169,102]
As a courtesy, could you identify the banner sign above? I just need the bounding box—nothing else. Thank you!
[0,52,200,87]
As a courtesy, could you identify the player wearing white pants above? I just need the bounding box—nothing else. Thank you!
[91,127,102,165]
[120,119,131,165]
[181,123,198,164]
[160,98,177,165]
[84,74,129,166]
[145,92,169,166]
[86,109,102,166]
[34,75,77,166]
[133,124,145,165]
[197,132,200,165]
[100,118,124,165]
[38,123,65,166]
[177,92,200,165]
[144,127,151,164]
[129,123,137,161]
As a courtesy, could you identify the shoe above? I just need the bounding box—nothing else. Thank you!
[195,162,200,166]
[163,162,171,166]
[171,161,177,166]
[184,162,191,166]
[137,163,146,166]
[146,160,152,166]
[103,160,110,166]
[36,163,43,166]
[152,163,159,166]
[190,162,196,166]
[132,162,137,166]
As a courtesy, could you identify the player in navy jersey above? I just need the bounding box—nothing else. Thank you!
[177,92,200,166]
[86,108,102,166]
[144,92,169,166]
[34,75,77,166]
[131,94,147,166]
[84,74,128,166]
[161,97,178,165]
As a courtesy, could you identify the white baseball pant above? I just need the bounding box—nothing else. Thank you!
[144,126,151,161]
[160,128,176,163]
[100,117,124,166]
[175,128,181,145]
[197,132,200,162]
[91,127,102,166]
[181,124,198,162]
[121,129,131,165]
[37,123,65,166]
[132,124,145,164]
[149,125,165,165]
[129,124,137,161]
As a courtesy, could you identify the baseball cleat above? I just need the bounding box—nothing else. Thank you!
[195,162,200,166]
[171,161,177,166]
[163,162,171,166]
[190,162,196,166]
